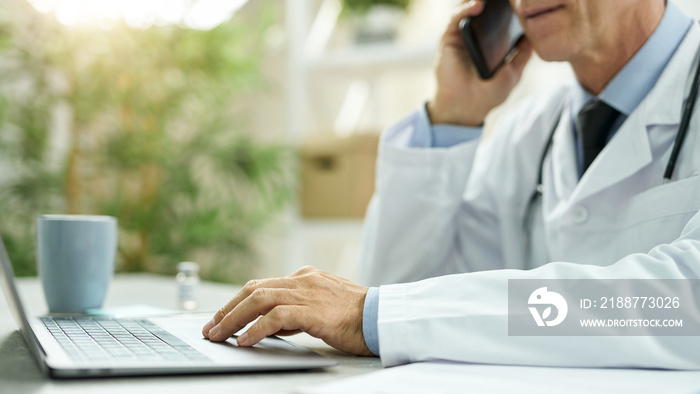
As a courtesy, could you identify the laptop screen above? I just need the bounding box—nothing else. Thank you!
[0,235,47,362]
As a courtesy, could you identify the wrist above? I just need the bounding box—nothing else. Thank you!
[347,287,373,356]
[426,99,486,127]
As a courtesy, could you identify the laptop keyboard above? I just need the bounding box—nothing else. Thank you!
[40,316,210,364]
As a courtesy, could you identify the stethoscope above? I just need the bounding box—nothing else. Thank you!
[522,43,700,259]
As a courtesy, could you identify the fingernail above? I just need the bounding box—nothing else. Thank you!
[208,325,221,340]
[237,332,249,346]
[202,319,215,337]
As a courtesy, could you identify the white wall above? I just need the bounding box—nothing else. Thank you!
[253,0,700,279]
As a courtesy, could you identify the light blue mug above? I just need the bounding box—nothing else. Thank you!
[36,215,117,314]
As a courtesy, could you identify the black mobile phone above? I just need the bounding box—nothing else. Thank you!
[459,0,524,79]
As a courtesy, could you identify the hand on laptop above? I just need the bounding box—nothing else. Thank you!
[202,265,373,356]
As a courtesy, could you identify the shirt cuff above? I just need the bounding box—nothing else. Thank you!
[410,103,483,148]
[362,286,380,356]
[433,124,483,148]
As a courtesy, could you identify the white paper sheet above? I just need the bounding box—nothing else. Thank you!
[296,361,700,394]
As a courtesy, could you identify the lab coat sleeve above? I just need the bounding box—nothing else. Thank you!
[357,109,484,286]
[377,212,700,369]
[407,104,484,148]
[357,86,564,286]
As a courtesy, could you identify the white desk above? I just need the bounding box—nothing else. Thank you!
[0,274,382,394]
[5,274,700,394]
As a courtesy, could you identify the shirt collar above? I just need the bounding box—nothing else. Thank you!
[571,1,692,116]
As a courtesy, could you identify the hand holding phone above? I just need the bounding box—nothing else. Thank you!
[460,0,524,79]
[427,0,531,126]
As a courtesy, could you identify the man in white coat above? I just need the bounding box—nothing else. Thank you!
[203,0,700,369]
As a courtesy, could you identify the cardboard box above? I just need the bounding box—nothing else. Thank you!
[300,133,379,218]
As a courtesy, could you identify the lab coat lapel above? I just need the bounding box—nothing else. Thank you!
[549,105,578,201]
[569,114,652,202]
[569,23,700,203]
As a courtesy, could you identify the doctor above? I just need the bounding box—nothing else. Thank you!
[204,0,700,368]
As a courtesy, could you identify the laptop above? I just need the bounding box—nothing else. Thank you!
[0,235,336,378]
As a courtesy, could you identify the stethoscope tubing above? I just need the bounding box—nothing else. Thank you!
[664,42,700,182]
[522,40,700,249]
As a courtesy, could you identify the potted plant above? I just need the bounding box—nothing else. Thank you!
[0,2,294,282]
[340,0,412,44]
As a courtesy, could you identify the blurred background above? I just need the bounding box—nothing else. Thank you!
[1,0,699,284]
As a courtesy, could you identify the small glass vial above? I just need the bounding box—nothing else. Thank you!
[176,262,199,311]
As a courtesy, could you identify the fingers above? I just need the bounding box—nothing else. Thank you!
[208,287,299,342]
[203,268,321,338]
[202,277,295,338]
[447,0,484,35]
[237,306,307,347]
[274,329,304,337]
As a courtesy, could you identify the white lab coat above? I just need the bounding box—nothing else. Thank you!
[358,23,700,369]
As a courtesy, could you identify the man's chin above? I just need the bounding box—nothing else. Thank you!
[529,41,576,63]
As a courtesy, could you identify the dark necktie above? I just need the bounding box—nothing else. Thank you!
[575,99,621,174]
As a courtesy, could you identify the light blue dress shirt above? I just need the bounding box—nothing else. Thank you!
[362,2,692,356]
